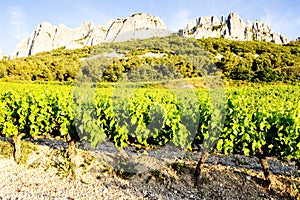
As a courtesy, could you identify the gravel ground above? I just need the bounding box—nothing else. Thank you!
[0,139,299,200]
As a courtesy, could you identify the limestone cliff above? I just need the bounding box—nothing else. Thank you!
[180,12,288,44]
[11,12,290,58]
[11,13,169,58]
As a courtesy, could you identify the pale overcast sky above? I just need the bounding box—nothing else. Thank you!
[1,0,299,54]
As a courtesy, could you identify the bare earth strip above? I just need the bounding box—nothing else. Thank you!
[0,141,299,200]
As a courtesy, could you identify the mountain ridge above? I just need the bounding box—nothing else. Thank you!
[11,13,170,59]
[180,13,288,44]
[10,12,289,59]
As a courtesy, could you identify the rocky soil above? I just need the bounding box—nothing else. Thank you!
[0,138,299,200]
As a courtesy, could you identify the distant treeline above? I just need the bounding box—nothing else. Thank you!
[1,35,299,83]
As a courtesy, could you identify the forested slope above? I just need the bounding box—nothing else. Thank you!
[1,35,299,83]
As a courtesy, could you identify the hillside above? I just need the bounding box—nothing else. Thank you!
[0,35,299,83]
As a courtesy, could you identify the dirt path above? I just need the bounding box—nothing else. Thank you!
[0,139,299,199]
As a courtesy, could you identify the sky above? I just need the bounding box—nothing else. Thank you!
[1,0,300,55]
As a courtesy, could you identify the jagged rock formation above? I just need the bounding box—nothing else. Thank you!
[11,12,290,58]
[180,12,288,44]
[11,13,170,58]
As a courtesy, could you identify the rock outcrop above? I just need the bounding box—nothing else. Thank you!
[11,13,170,58]
[180,12,288,44]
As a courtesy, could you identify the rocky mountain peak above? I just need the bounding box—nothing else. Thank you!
[11,13,169,58]
[10,12,290,59]
[180,12,288,44]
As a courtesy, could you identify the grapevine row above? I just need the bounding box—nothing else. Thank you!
[0,82,299,163]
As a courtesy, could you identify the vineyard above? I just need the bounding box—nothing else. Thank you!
[0,82,299,168]
[1,5,300,198]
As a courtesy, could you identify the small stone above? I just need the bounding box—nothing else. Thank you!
[103,187,108,195]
